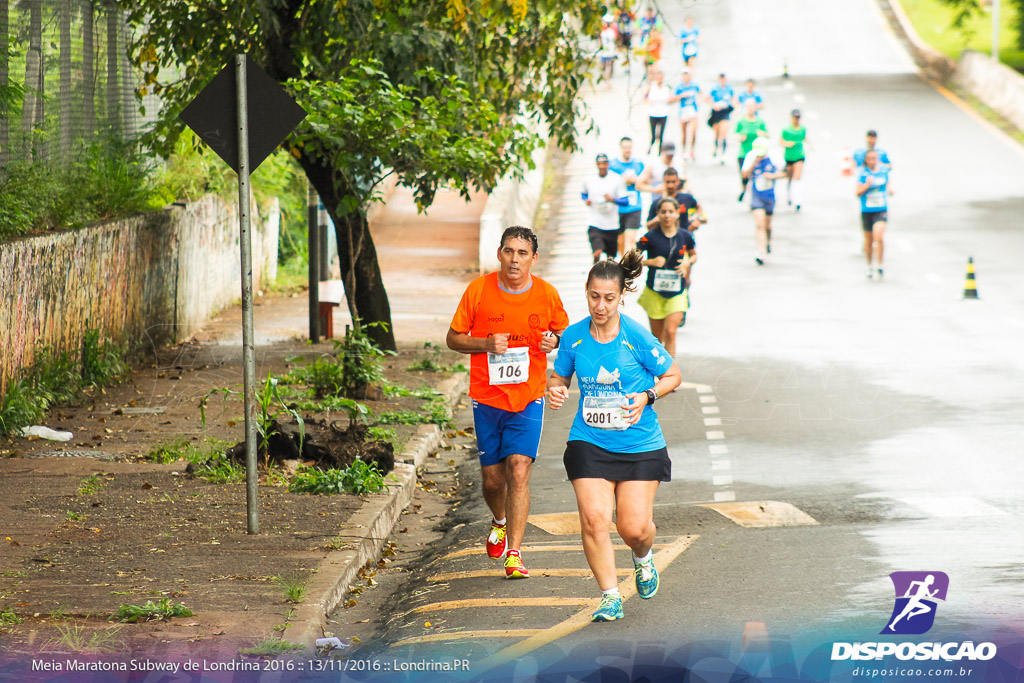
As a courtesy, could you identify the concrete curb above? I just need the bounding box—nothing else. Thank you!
[284,371,469,650]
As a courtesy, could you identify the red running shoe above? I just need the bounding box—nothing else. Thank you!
[486,521,507,559]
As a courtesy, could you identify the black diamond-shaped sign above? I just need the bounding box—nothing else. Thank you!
[179,54,307,173]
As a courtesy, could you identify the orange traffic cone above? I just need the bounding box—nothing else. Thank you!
[963,257,979,299]
[840,147,854,176]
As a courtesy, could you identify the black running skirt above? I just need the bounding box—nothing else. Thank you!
[563,440,671,482]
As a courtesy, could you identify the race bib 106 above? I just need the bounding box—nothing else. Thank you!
[488,347,529,385]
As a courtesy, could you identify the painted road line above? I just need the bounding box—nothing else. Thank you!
[714,491,737,502]
[699,395,717,404]
[702,406,720,415]
[680,381,713,393]
[528,512,613,536]
[711,460,731,471]
[442,543,673,560]
[712,475,734,487]
[896,495,1007,518]
[478,534,698,671]
[709,444,729,455]
[427,568,631,582]
[699,501,819,528]
[392,630,546,647]
[412,597,596,613]
[706,431,725,440]
[704,417,723,426]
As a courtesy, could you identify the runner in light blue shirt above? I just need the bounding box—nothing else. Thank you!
[678,16,700,65]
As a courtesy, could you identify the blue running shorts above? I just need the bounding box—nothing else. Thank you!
[472,398,544,467]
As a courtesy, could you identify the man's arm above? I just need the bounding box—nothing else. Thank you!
[446,327,506,354]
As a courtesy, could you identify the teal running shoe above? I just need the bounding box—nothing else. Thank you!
[591,593,624,622]
[634,557,659,599]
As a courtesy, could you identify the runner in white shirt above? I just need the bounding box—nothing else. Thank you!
[582,153,629,263]
[643,68,673,155]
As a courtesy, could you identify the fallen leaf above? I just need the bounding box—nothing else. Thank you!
[424,622,431,628]
[351,636,361,643]
[213,631,226,636]
[355,619,369,624]
[142,482,153,489]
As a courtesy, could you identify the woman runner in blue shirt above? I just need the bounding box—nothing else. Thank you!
[546,252,682,622]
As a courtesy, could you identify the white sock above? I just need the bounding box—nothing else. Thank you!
[492,517,506,526]
[602,587,621,597]
[632,550,653,564]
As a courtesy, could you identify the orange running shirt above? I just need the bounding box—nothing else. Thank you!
[450,272,569,413]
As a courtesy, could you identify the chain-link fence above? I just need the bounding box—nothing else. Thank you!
[0,0,159,169]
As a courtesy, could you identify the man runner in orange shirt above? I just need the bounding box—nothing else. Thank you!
[447,226,569,579]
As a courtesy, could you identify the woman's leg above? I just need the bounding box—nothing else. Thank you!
[614,480,661,558]
[872,221,887,270]
[658,311,685,357]
[753,208,768,260]
[648,317,665,342]
[571,478,619,590]
[790,160,804,208]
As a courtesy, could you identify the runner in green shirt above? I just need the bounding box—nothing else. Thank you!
[780,109,808,211]
[734,99,768,202]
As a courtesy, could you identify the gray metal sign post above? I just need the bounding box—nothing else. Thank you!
[178,54,307,535]
[234,55,259,534]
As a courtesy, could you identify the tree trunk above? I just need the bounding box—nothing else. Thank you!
[22,0,43,157]
[297,155,397,352]
[105,2,120,138]
[0,0,9,168]
[82,0,95,141]
[59,0,73,159]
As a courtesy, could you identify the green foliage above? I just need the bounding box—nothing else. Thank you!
[78,476,103,495]
[275,575,309,604]
[147,438,234,465]
[920,0,1024,62]
[289,460,388,495]
[406,342,467,373]
[330,322,395,397]
[238,638,305,656]
[65,510,84,521]
[193,452,246,484]
[255,373,305,459]
[367,426,397,446]
[51,624,124,654]
[377,398,452,429]
[0,379,45,438]
[0,607,23,625]
[0,330,131,437]
[111,598,193,623]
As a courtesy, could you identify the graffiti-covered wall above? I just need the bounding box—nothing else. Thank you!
[0,195,279,389]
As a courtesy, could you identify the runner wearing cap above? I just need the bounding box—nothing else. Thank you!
[678,16,700,66]
[582,153,629,263]
[780,109,808,211]
[609,137,646,253]
[447,226,569,579]
[644,168,703,234]
[707,73,736,164]
[734,99,768,202]
[853,129,892,170]
[742,138,785,264]
[546,253,682,623]
[855,149,893,279]
[637,196,697,357]
[673,69,701,161]
[637,141,677,199]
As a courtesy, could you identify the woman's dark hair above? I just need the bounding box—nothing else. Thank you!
[654,196,680,214]
[587,249,644,293]
[500,225,538,254]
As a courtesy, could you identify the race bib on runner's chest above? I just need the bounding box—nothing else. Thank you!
[865,190,885,208]
[653,269,683,293]
[754,174,773,192]
[582,395,630,431]
[487,347,529,385]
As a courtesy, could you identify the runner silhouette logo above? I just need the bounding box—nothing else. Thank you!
[881,571,949,635]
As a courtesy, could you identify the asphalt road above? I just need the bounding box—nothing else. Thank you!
[350,0,1024,677]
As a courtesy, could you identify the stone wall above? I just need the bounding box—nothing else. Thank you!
[0,195,279,389]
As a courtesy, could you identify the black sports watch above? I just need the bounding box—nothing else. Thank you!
[644,388,657,405]
[552,332,562,348]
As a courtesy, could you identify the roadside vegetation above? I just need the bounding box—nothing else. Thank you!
[900,0,1024,70]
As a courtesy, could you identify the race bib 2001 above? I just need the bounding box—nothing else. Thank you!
[582,395,629,431]
[488,347,529,385]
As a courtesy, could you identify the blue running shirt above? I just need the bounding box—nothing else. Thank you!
[554,315,673,453]
[749,156,778,201]
[679,28,699,58]
[675,82,700,113]
[858,166,889,213]
[608,157,645,215]
[853,146,891,168]
[710,83,734,108]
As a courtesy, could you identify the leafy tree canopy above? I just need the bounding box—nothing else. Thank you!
[124,0,603,349]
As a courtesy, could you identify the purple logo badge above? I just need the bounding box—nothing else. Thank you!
[881,571,949,635]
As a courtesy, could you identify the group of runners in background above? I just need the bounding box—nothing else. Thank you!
[444,3,897,626]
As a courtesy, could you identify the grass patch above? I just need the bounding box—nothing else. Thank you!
[77,475,104,495]
[147,437,233,465]
[65,510,85,521]
[0,606,22,625]
[405,342,468,373]
[377,397,452,429]
[275,576,309,604]
[50,624,124,653]
[110,598,193,623]
[289,460,389,495]
[239,638,305,656]
[899,0,1024,69]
